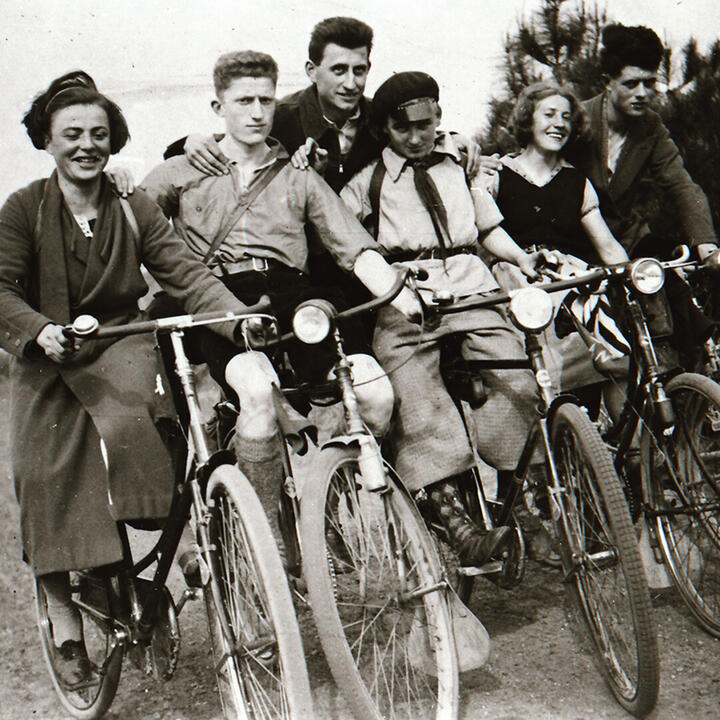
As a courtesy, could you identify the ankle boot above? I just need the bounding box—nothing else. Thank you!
[425,481,513,566]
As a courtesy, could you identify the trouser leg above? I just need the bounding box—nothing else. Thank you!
[373,308,474,490]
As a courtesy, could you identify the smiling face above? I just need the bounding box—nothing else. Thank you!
[530,94,572,154]
[607,65,658,119]
[306,43,370,119]
[212,76,276,148]
[45,103,111,184]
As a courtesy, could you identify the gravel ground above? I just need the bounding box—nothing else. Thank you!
[0,372,718,720]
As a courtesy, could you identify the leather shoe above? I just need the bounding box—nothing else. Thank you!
[54,640,97,690]
[425,482,513,566]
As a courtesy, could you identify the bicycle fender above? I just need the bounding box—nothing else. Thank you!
[320,435,360,452]
[546,394,585,430]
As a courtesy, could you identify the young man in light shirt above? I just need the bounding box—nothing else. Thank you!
[141,50,418,544]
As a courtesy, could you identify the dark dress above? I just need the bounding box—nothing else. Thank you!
[496,163,597,263]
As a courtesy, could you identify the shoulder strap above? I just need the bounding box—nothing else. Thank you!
[201,158,289,265]
[118,196,141,242]
[362,160,386,240]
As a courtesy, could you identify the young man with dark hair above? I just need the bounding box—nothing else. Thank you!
[571,23,717,261]
[341,71,546,565]
[141,50,417,542]
[166,17,380,192]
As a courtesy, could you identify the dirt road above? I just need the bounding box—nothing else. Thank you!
[0,372,717,719]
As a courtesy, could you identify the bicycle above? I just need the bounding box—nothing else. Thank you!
[429,271,660,718]
[34,301,314,719]
[235,268,464,720]
[564,248,720,639]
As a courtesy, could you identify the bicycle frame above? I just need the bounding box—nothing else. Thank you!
[63,305,272,660]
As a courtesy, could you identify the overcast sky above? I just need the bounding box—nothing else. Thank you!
[1,0,718,202]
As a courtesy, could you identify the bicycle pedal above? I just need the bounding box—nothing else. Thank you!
[457,560,503,576]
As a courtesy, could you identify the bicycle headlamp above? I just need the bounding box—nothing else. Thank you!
[292,300,335,344]
[508,287,554,332]
[629,258,665,294]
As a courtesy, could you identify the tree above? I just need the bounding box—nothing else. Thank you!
[662,39,720,232]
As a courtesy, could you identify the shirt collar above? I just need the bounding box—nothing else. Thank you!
[499,153,573,184]
[218,135,289,169]
[322,103,361,131]
[382,131,462,182]
[299,85,370,139]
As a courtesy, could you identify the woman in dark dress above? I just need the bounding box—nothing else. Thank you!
[486,80,629,391]
[0,71,246,686]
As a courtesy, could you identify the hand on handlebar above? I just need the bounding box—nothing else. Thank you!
[391,287,425,324]
[518,249,561,282]
[37,323,79,364]
[237,316,279,349]
[700,246,720,271]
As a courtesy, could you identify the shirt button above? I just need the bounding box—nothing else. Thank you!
[4,331,9,338]
[196,206,202,212]
[14,339,21,347]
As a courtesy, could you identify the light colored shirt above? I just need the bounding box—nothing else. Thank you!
[606,128,627,176]
[341,134,503,298]
[141,139,374,274]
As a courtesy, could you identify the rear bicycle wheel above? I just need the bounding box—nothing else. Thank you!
[301,444,458,720]
[551,403,659,717]
[35,575,123,719]
[203,464,314,720]
[645,372,720,637]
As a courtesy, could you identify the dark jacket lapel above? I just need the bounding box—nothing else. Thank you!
[34,172,72,324]
[609,114,656,202]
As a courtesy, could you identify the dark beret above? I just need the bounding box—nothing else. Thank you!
[371,71,439,127]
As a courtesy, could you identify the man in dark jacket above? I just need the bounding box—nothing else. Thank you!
[566,23,717,261]
[164,17,381,191]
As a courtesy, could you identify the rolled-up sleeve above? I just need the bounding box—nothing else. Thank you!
[469,180,504,234]
[305,169,377,271]
[581,179,600,216]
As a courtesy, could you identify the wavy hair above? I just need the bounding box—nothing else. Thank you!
[508,81,591,155]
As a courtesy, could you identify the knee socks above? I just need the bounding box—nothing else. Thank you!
[38,571,82,647]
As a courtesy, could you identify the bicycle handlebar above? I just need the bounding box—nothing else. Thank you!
[435,245,696,315]
[64,295,273,340]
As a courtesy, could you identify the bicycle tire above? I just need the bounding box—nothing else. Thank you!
[35,577,123,719]
[300,444,458,720]
[203,463,314,720]
[644,372,720,637]
[551,403,659,717]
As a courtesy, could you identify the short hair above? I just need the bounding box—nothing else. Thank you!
[509,81,591,154]
[22,70,129,153]
[213,51,278,95]
[600,24,664,78]
[308,17,373,64]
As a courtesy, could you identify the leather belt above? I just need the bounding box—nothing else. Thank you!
[209,256,285,277]
[383,246,475,264]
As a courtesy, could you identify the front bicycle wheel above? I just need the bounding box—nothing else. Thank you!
[35,576,123,719]
[203,464,314,720]
[301,444,458,720]
[551,403,659,717]
[645,372,720,637]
